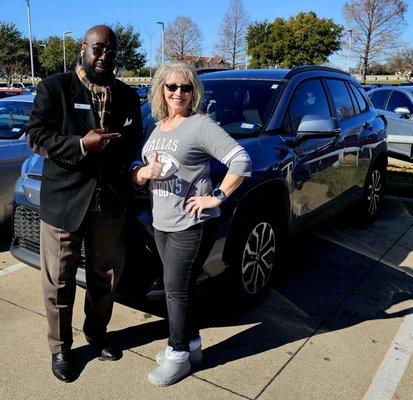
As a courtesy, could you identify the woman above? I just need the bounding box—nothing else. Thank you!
[133,61,251,386]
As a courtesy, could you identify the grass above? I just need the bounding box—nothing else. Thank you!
[386,162,413,197]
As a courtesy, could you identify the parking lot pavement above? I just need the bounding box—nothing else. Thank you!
[1,195,413,400]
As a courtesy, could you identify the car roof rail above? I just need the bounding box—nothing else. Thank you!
[284,65,351,80]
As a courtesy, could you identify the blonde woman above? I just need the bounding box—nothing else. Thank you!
[133,61,251,386]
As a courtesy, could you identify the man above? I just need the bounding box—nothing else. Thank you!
[27,25,142,382]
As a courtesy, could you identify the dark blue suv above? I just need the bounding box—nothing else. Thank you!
[11,66,387,302]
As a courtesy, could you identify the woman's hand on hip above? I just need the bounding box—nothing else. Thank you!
[185,195,221,218]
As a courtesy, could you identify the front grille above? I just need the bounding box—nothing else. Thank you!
[13,205,85,269]
[14,205,40,254]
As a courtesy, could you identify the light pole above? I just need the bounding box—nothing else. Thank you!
[156,21,164,65]
[62,31,72,73]
[146,31,154,78]
[346,29,353,73]
[25,0,35,85]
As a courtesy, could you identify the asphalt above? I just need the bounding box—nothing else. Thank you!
[1,194,413,400]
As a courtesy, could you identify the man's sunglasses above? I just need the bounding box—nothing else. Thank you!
[164,83,193,93]
[83,43,118,59]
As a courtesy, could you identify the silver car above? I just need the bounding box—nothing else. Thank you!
[0,95,33,224]
[368,86,413,159]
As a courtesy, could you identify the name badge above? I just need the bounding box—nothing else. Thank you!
[74,103,91,110]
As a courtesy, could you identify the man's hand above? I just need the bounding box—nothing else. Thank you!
[82,128,121,152]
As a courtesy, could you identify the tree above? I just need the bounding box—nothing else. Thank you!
[388,48,413,81]
[343,0,407,83]
[38,35,81,75]
[215,0,249,69]
[246,12,343,69]
[163,16,202,61]
[0,22,28,82]
[245,21,273,69]
[111,22,146,75]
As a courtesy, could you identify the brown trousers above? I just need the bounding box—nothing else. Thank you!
[40,210,126,354]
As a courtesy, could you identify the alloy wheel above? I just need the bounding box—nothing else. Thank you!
[367,169,382,216]
[241,222,276,295]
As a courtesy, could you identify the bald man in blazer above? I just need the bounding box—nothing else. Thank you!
[27,25,142,382]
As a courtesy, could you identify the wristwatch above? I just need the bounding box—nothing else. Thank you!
[212,188,227,202]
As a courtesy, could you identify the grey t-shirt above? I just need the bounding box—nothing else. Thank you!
[142,114,251,232]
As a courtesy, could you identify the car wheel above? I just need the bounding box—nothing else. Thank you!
[359,163,386,222]
[229,215,280,302]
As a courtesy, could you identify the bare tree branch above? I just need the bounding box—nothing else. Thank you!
[343,0,407,83]
[215,0,249,69]
[163,16,202,61]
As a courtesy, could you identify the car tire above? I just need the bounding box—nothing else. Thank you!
[228,213,281,303]
[358,162,386,223]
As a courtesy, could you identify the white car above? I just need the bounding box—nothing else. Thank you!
[368,86,413,160]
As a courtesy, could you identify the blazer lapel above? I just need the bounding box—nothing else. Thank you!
[70,71,99,131]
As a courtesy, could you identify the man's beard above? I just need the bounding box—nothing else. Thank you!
[82,59,114,86]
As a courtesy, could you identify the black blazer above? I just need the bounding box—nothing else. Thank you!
[27,71,142,232]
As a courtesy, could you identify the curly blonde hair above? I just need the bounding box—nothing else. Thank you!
[149,61,203,120]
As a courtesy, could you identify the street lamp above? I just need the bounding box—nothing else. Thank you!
[146,31,154,78]
[24,0,35,85]
[62,31,72,73]
[156,21,165,65]
[346,29,353,73]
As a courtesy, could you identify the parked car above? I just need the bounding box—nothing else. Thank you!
[11,66,387,303]
[368,86,413,159]
[0,95,34,224]
[0,86,24,98]
[135,85,149,102]
[361,84,378,92]
[23,85,37,96]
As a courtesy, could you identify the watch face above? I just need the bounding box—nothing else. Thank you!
[213,188,223,197]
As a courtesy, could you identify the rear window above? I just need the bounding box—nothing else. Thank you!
[200,79,283,137]
[369,90,391,110]
[325,79,355,120]
[349,83,368,113]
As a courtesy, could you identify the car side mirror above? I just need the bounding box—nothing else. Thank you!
[394,107,411,118]
[294,115,341,144]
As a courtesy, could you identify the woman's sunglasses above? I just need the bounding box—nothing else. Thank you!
[164,83,193,93]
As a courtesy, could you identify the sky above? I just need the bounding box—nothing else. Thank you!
[3,0,413,70]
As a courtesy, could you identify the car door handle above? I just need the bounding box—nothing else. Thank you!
[363,121,373,130]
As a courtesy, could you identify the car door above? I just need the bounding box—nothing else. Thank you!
[384,90,413,158]
[0,134,30,222]
[282,78,343,220]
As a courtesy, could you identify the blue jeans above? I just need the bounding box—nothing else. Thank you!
[154,218,219,352]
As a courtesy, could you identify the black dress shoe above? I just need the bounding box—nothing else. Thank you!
[86,335,122,361]
[51,351,77,383]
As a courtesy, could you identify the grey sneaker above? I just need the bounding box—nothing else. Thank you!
[148,358,191,387]
[156,346,203,366]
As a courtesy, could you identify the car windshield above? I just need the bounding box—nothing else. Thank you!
[201,79,283,137]
[0,101,32,139]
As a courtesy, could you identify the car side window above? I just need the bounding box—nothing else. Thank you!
[349,83,368,113]
[347,83,360,114]
[386,91,413,113]
[369,90,391,110]
[282,79,330,135]
[325,79,355,120]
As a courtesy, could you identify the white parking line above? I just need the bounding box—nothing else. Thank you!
[362,309,413,400]
[0,263,27,276]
